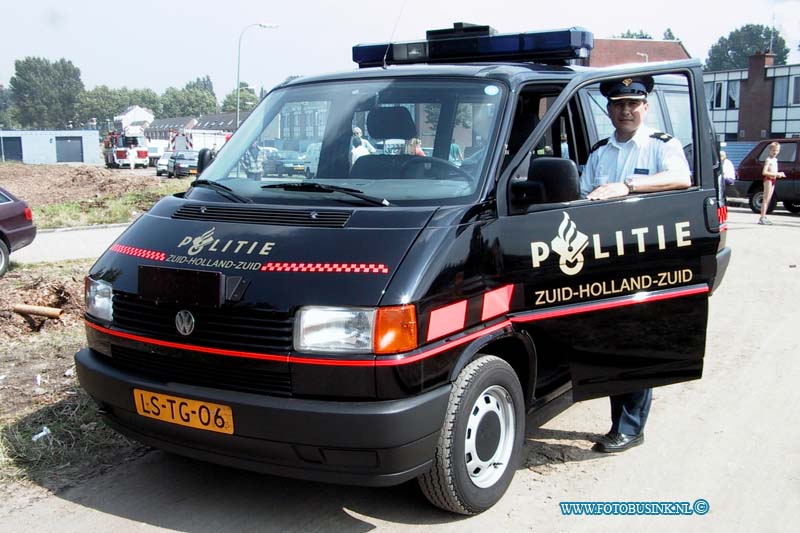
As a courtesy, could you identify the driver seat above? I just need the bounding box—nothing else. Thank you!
[350,107,420,179]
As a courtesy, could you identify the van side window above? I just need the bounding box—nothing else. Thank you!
[508,72,698,213]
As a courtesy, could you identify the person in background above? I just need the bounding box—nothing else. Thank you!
[350,135,370,165]
[353,127,376,154]
[758,141,786,225]
[449,141,464,163]
[407,138,425,156]
[720,150,735,186]
[242,142,263,180]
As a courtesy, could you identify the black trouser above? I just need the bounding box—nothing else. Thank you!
[609,389,652,435]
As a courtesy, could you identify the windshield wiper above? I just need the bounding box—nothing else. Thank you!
[261,182,392,207]
[190,179,252,203]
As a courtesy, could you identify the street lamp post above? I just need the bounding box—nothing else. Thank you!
[236,22,278,129]
[0,123,5,163]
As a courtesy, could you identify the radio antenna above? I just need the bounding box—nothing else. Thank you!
[383,0,409,69]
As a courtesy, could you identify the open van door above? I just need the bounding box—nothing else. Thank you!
[491,60,724,400]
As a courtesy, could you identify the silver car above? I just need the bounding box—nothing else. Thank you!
[156,151,173,176]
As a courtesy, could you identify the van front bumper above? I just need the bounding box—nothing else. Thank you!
[75,348,449,486]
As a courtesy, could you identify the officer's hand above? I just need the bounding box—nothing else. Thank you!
[587,182,629,201]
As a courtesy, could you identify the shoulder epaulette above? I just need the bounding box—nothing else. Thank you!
[590,138,609,152]
[650,132,673,142]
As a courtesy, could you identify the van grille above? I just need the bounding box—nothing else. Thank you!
[107,345,292,396]
[112,291,294,353]
[172,204,352,228]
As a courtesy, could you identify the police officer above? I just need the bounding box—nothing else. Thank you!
[582,76,691,453]
[580,76,691,201]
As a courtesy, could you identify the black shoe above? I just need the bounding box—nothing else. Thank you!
[592,432,644,453]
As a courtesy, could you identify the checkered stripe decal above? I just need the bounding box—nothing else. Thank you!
[110,244,167,262]
[260,262,389,274]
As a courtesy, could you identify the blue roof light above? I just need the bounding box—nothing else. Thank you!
[353,23,593,68]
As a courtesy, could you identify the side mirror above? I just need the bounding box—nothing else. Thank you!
[510,156,580,208]
[197,148,213,175]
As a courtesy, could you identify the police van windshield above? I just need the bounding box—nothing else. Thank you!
[197,79,505,206]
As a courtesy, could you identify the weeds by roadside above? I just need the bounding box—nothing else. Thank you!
[1,259,148,493]
[34,179,189,229]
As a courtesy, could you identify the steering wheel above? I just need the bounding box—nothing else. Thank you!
[401,157,473,181]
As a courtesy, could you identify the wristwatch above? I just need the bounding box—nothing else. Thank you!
[624,177,635,193]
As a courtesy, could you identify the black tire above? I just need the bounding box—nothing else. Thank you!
[167,171,173,178]
[784,201,800,214]
[418,355,524,515]
[0,239,9,277]
[749,186,777,214]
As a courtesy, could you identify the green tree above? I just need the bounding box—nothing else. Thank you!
[0,85,16,128]
[75,86,162,127]
[423,104,472,130]
[705,24,789,71]
[615,30,653,39]
[185,75,216,100]
[129,88,161,116]
[75,85,126,127]
[663,28,677,40]
[160,87,217,117]
[10,57,84,128]
[220,82,258,113]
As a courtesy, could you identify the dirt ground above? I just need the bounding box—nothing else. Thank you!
[1,164,156,500]
[0,163,159,207]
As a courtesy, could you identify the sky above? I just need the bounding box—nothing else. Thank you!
[1,0,798,103]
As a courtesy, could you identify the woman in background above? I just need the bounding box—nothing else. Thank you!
[759,142,786,225]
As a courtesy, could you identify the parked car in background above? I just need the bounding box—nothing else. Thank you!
[0,187,37,277]
[156,151,173,176]
[303,143,321,178]
[167,150,199,178]
[734,138,800,214]
[266,150,306,176]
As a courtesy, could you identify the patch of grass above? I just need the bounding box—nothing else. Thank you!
[0,390,147,491]
[35,179,189,229]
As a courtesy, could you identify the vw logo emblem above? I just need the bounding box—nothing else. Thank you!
[175,310,195,336]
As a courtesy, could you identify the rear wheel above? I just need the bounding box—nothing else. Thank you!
[0,240,9,277]
[418,355,524,515]
[784,201,800,214]
[749,186,777,214]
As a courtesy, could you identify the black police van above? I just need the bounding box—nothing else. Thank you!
[76,24,730,514]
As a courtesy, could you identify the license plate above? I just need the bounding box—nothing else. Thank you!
[190,169,198,174]
[133,388,234,434]
[293,165,304,171]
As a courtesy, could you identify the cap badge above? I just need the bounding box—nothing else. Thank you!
[622,78,633,87]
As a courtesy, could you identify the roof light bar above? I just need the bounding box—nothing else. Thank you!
[353,23,593,68]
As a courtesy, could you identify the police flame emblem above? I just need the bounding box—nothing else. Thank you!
[175,310,195,336]
[550,213,590,276]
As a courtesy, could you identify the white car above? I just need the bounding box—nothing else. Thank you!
[156,151,173,176]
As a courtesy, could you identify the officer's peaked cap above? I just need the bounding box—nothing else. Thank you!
[600,76,654,101]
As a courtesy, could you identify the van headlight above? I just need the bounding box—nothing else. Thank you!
[294,305,417,355]
[295,307,374,353]
[85,277,113,322]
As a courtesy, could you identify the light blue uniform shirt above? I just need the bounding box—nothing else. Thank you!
[580,126,690,198]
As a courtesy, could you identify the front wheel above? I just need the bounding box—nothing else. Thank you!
[418,355,524,515]
[749,186,777,214]
[784,201,800,214]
